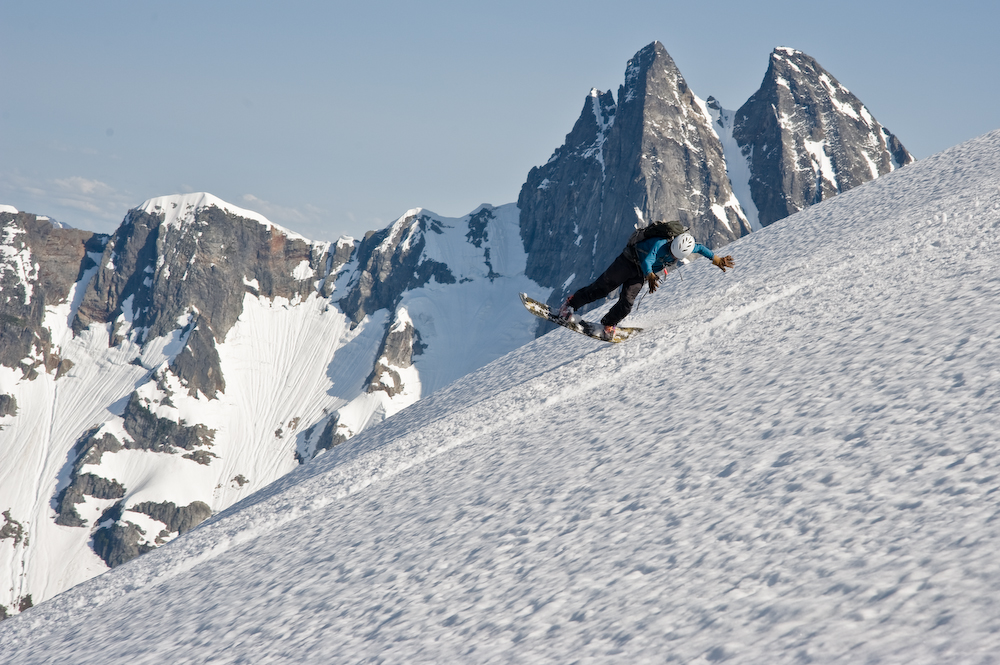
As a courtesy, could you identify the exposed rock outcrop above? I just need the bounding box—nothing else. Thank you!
[91,499,212,568]
[120,392,216,453]
[730,47,914,227]
[54,428,126,527]
[367,313,422,397]
[132,500,212,537]
[0,510,25,547]
[338,211,455,324]
[0,394,16,418]
[0,211,106,378]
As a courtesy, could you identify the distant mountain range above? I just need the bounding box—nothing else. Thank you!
[0,41,911,619]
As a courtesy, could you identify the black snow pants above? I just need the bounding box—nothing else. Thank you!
[569,251,645,327]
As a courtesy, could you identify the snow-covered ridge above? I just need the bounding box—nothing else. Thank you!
[138,192,310,243]
[0,205,18,215]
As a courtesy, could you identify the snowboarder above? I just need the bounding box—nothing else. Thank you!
[558,226,735,339]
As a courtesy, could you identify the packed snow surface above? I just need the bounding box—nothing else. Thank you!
[3,130,1000,663]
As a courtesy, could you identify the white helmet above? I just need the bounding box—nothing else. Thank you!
[670,233,695,260]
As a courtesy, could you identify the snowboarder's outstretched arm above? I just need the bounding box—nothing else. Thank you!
[637,237,733,275]
[712,255,735,272]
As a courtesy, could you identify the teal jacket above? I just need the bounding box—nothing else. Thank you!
[635,237,714,274]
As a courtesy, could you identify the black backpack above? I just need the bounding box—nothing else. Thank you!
[626,220,687,248]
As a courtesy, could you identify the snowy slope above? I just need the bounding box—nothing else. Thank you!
[0,198,543,613]
[3,129,1000,662]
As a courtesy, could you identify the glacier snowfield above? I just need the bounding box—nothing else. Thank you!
[2,129,1000,663]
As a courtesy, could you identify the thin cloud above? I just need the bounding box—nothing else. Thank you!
[241,194,328,234]
[0,171,133,229]
[53,176,115,197]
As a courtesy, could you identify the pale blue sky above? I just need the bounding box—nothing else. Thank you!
[2,0,996,240]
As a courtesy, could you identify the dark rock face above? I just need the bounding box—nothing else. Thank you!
[0,211,106,378]
[54,428,126,527]
[466,207,502,280]
[338,211,455,324]
[54,428,124,527]
[367,317,422,397]
[55,392,216,528]
[54,473,127,528]
[90,501,154,568]
[90,499,212,568]
[0,510,25,547]
[732,47,914,227]
[518,42,751,300]
[132,500,212,536]
[0,394,16,418]
[121,392,216,452]
[73,201,333,398]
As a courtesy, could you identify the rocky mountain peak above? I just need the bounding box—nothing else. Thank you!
[0,194,361,588]
[731,47,914,226]
[337,208,457,325]
[72,194,334,398]
[518,41,750,303]
[619,41,688,109]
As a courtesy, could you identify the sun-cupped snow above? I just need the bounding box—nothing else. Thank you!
[3,129,999,662]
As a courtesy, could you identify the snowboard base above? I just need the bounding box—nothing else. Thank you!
[519,293,642,343]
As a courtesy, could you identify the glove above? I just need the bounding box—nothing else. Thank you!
[646,272,660,293]
[712,255,735,272]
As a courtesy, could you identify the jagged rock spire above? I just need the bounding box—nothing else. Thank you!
[732,47,914,227]
[518,42,750,298]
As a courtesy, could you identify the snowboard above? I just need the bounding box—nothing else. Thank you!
[519,293,642,343]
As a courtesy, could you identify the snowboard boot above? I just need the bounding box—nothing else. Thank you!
[558,296,575,320]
